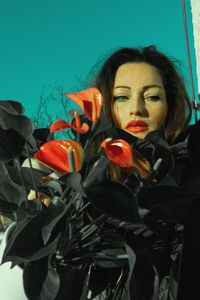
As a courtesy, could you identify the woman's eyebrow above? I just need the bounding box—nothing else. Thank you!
[114,85,131,90]
[143,84,163,90]
[114,84,163,90]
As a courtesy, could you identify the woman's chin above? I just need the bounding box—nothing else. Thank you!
[124,129,148,139]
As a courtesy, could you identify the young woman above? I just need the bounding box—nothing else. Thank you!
[89,46,196,299]
[94,46,192,144]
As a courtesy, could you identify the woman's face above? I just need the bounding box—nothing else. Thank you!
[112,63,168,139]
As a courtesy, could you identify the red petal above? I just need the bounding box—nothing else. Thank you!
[83,100,93,121]
[101,139,133,169]
[73,123,89,133]
[50,119,89,134]
[35,140,84,173]
[50,120,70,133]
[65,87,103,122]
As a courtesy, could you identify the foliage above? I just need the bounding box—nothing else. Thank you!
[0,91,196,299]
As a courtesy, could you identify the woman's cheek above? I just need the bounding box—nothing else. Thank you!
[112,103,122,127]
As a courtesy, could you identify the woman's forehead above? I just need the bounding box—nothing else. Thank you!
[114,62,163,88]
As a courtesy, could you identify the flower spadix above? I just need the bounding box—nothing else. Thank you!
[101,138,151,179]
[34,140,84,174]
[65,87,103,122]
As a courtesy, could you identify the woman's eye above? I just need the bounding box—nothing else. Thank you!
[113,95,129,102]
[145,95,160,101]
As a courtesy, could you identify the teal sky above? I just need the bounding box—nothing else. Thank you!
[0,0,198,123]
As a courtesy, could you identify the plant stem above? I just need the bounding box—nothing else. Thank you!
[25,143,39,199]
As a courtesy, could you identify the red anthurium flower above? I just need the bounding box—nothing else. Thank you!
[101,138,151,179]
[50,112,89,134]
[101,138,133,169]
[34,140,84,174]
[65,87,103,122]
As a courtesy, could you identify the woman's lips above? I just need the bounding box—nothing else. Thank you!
[125,120,148,133]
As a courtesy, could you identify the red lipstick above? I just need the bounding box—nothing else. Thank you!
[125,120,148,133]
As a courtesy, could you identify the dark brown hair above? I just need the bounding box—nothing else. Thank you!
[94,46,192,144]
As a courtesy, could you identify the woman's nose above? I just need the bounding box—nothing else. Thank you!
[129,97,146,116]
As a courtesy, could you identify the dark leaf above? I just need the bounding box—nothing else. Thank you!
[170,140,188,159]
[138,185,195,223]
[116,244,137,300]
[42,197,66,244]
[2,203,61,264]
[0,128,26,161]
[3,232,60,266]
[55,266,87,300]
[23,256,49,299]
[59,172,85,196]
[85,180,140,223]
[33,128,51,143]
[0,100,24,115]
[23,256,60,300]
[0,162,26,208]
[0,179,25,208]
[2,163,54,200]
[83,155,109,187]
[5,165,50,188]
[38,263,60,300]
[0,104,33,141]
